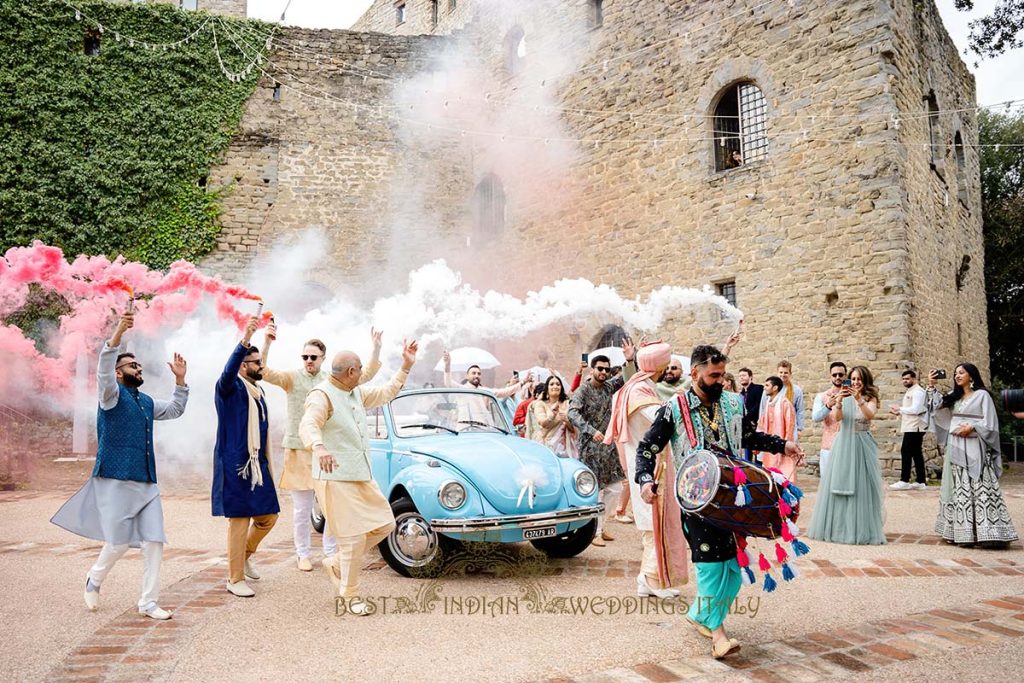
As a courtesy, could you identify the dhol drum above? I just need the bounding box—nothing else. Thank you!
[674,449,797,538]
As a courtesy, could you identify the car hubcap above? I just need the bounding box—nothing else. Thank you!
[391,512,438,567]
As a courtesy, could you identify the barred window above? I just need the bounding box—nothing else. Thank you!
[474,174,506,235]
[713,82,768,171]
[716,281,737,308]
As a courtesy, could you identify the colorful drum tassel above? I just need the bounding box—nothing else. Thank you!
[742,566,756,586]
[778,497,792,517]
[763,572,778,592]
[782,562,799,582]
[758,552,771,572]
[791,538,810,557]
[774,542,788,564]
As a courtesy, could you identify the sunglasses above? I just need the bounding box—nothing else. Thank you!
[301,354,320,361]
[116,362,142,371]
[831,372,846,378]
[593,366,611,373]
[243,359,263,367]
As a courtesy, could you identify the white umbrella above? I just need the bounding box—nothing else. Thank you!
[434,347,501,373]
[521,365,551,382]
[589,346,626,367]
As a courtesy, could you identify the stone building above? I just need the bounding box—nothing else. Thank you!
[110,0,247,19]
[203,0,987,465]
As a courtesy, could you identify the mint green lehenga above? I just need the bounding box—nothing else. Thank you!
[807,396,887,545]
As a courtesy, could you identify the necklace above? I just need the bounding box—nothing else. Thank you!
[698,401,721,433]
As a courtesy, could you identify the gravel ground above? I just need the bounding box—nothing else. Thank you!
[2,464,1023,682]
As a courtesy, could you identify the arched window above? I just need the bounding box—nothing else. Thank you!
[474,174,506,235]
[712,81,768,171]
[504,25,526,75]
[588,324,628,352]
[954,130,967,203]
[926,91,941,168]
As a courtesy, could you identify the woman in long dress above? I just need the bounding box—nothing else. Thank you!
[531,375,579,458]
[930,363,1018,548]
[808,365,887,545]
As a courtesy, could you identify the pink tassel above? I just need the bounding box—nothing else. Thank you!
[736,546,749,568]
[758,552,771,572]
[781,522,794,542]
[774,542,788,564]
[733,466,747,485]
[778,498,792,517]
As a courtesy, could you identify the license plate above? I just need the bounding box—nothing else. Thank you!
[523,526,556,540]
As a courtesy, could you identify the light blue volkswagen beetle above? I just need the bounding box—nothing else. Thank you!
[358,387,603,577]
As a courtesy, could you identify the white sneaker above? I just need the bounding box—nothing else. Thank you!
[84,577,99,612]
[138,603,172,620]
[244,559,260,581]
[636,573,681,598]
[226,580,255,597]
[911,482,927,490]
[348,598,371,616]
[889,481,912,490]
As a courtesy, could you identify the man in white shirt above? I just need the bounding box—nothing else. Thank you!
[888,369,928,490]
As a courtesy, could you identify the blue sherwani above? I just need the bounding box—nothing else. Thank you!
[211,343,279,518]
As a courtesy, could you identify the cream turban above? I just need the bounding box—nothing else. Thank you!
[636,341,672,373]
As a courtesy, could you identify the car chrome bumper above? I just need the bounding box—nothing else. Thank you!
[430,504,605,532]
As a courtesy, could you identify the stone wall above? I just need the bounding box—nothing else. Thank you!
[109,0,247,18]
[206,0,988,467]
[352,0,473,35]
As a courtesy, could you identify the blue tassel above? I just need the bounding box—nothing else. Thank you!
[791,539,810,557]
[741,566,755,586]
[782,488,798,507]
[782,562,796,582]
[788,483,804,500]
[763,572,777,592]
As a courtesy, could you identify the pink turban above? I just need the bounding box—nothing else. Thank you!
[636,341,672,374]
[603,341,672,445]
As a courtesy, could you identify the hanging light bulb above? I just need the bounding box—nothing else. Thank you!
[75,9,81,21]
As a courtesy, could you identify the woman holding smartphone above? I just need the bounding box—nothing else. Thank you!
[807,366,887,545]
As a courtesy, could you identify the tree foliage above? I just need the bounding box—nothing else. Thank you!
[954,0,1024,58]
[978,109,1024,390]
[0,0,268,268]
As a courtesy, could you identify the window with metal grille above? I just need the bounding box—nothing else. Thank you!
[716,281,737,319]
[474,174,506,235]
[713,82,768,171]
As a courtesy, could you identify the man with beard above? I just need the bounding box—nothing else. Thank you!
[567,341,637,545]
[811,361,847,476]
[636,345,803,659]
[656,355,690,400]
[605,341,686,598]
[442,356,525,399]
[52,312,189,620]
[213,316,279,598]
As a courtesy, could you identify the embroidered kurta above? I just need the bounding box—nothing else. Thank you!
[757,394,798,480]
[211,343,279,518]
[567,377,627,489]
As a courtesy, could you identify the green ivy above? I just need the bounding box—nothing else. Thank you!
[0,0,268,267]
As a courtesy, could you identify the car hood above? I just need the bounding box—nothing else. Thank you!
[406,434,566,515]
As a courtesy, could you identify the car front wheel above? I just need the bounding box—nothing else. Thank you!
[378,497,457,578]
[530,519,597,558]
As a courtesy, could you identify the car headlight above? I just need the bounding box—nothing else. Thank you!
[438,480,466,510]
[574,469,597,497]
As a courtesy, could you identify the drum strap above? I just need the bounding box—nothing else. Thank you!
[677,395,698,449]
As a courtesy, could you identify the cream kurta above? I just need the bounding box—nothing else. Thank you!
[299,371,407,537]
[264,359,380,491]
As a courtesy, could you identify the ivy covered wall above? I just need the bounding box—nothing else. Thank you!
[0,0,269,267]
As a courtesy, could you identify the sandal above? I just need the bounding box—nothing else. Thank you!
[686,617,712,639]
[712,638,741,659]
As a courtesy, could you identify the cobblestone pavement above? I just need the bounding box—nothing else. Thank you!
[3,471,1023,682]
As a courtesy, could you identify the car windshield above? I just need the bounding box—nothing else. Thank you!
[391,391,511,437]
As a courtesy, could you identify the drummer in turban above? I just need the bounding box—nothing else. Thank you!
[604,341,687,599]
[635,344,803,659]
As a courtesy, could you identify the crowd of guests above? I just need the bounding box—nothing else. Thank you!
[468,344,1018,553]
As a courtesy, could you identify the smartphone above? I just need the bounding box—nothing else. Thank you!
[933,369,947,380]
[842,379,853,387]
[513,370,519,380]
[581,353,589,363]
